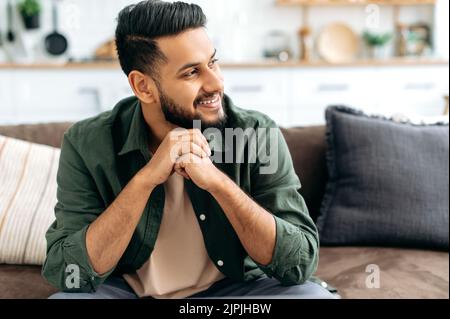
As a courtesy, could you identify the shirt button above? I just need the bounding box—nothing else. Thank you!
[217,260,224,267]
[199,214,206,221]
[321,281,328,288]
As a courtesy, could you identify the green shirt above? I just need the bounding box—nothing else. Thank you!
[42,94,319,293]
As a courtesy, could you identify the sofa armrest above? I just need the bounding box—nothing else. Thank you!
[0,122,73,148]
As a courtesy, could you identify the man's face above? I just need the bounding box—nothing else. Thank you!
[155,28,226,130]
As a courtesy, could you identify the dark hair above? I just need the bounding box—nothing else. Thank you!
[115,0,207,79]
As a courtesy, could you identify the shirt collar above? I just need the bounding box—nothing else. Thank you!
[118,99,150,157]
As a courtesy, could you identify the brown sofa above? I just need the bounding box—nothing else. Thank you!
[0,123,448,299]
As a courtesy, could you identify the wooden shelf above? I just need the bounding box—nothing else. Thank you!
[0,61,122,70]
[277,0,436,6]
[0,58,447,70]
[278,0,437,61]
[221,57,449,68]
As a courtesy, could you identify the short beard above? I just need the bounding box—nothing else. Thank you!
[156,83,227,132]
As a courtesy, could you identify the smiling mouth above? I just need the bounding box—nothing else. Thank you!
[195,94,221,109]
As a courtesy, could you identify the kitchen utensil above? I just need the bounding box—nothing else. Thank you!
[407,23,432,56]
[0,22,3,46]
[298,26,312,61]
[94,38,118,60]
[444,96,449,116]
[0,24,5,62]
[396,23,409,57]
[7,0,15,43]
[45,0,68,56]
[317,23,359,63]
[263,31,292,61]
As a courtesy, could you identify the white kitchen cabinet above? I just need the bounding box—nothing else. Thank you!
[286,66,449,127]
[12,70,97,123]
[222,69,290,126]
[374,66,449,117]
[288,68,381,126]
[1,69,131,124]
[0,64,448,127]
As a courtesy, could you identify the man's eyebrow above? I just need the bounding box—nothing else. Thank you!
[176,49,217,75]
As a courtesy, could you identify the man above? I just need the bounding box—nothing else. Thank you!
[43,0,333,299]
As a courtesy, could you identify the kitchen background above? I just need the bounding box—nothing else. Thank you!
[0,0,448,126]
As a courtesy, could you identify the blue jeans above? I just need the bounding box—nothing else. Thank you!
[49,275,337,299]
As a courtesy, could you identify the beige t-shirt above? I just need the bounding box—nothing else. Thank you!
[123,173,225,299]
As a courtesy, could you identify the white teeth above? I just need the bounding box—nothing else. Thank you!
[198,96,219,105]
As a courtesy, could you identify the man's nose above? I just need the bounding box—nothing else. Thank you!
[202,68,224,93]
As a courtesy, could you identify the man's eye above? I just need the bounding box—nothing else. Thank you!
[184,69,199,78]
[209,58,219,67]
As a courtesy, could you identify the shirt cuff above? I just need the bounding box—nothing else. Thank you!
[62,224,115,292]
[252,215,316,285]
[253,215,290,276]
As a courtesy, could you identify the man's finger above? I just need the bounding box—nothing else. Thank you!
[178,142,208,158]
[190,130,211,156]
[176,153,203,166]
[174,165,190,180]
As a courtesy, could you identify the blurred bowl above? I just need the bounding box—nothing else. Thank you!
[317,23,359,63]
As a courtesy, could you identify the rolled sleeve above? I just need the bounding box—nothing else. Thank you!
[254,215,319,285]
[250,123,319,285]
[43,224,114,292]
[42,132,113,293]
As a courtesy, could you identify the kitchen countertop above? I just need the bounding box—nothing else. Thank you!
[0,57,448,70]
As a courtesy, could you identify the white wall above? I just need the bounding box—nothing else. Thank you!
[434,0,450,60]
[0,0,446,63]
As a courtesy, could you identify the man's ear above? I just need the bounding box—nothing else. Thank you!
[128,70,158,104]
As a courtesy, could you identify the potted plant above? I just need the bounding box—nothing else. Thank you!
[18,0,42,30]
[363,31,393,59]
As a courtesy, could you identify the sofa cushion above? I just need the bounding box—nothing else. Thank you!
[280,126,327,222]
[317,106,449,249]
[0,264,57,299]
[315,247,449,299]
[0,135,59,265]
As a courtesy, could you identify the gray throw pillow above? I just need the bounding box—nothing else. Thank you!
[316,106,449,250]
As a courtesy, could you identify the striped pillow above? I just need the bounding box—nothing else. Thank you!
[0,135,59,265]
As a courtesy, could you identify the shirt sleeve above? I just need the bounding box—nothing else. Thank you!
[41,132,114,293]
[249,120,319,286]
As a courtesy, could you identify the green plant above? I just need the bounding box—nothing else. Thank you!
[18,0,41,17]
[363,31,392,47]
